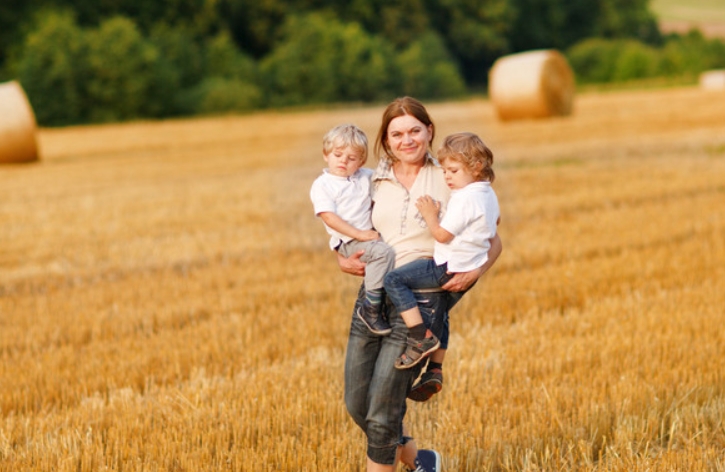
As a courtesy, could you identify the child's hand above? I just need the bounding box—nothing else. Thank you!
[416,195,440,221]
[357,229,381,242]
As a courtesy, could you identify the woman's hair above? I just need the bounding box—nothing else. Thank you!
[323,123,368,164]
[374,97,435,163]
[437,132,495,182]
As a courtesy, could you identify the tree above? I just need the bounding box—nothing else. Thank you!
[397,31,467,99]
[10,9,88,126]
[509,0,661,54]
[218,0,290,59]
[84,16,161,122]
[426,0,514,86]
[187,31,263,114]
[260,13,399,106]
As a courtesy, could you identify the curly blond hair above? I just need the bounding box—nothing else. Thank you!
[437,132,494,182]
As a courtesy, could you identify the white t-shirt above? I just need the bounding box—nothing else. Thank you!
[310,168,374,250]
[435,181,499,272]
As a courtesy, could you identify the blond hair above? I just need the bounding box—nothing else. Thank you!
[322,124,368,164]
[437,132,495,182]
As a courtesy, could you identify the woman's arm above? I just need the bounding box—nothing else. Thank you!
[441,233,502,292]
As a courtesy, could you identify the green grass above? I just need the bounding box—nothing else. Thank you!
[650,0,725,23]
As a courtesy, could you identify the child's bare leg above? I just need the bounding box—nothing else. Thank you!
[399,306,424,330]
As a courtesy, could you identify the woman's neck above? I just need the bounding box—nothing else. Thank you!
[393,159,424,190]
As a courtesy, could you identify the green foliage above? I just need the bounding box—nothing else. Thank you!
[568,39,656,83]
[397,32,467,99]
[260,13,399,106]
[147,24,202,116]
[203,32,259,84]
[567,32,725,84]
[83,17,162,122]
[47,0,221,37]
[366,0,431,48]
[4,0,725,126]
[185,32,263,114]
[509,0,661,54]
[218,0,289,59]
[10,10,87,126]
[660,30,725,75]
[149,24,205,89]
[192,78,263,114]
[565,39,613,83]
[611,41,660,81]
[426,0,514,85]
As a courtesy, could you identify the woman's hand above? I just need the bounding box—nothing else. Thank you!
[441,267,482,292]
[337,249,366,276]
[441,233,503,292]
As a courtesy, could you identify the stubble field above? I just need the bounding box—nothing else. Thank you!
[1,85,724,471]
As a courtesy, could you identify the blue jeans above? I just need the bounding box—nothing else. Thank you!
[384,259,465,344]
[344,284,453,464]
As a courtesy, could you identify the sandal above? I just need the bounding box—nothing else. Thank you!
[408,369,443,402]
[395,334,440,370]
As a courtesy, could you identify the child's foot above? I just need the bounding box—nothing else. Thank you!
[408,368,443,402]
[395,333,440,370]
[356,301,392,335]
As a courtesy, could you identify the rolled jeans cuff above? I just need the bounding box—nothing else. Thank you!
[367,442,399,466]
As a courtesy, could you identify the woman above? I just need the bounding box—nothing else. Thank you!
[339,97,503,471]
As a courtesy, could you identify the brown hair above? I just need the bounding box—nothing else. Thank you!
[437,132,495,182]
[374,97,435,163]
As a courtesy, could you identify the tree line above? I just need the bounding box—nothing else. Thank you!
[0,0,723,126]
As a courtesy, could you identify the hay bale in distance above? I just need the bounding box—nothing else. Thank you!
[699,69,725,90]
[0,81,39,163]
[488,49,575,121]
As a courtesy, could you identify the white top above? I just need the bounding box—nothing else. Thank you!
[371,156,450,268]
[435,181,499,272]
[310,168,374,250]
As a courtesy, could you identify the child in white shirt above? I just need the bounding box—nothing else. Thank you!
[384,132,500,390]
[310,124,395,335]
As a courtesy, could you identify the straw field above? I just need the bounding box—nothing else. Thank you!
[1,86,724,471]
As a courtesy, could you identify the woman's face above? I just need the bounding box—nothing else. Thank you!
[386,114,433,165]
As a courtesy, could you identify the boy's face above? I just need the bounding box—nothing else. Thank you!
[442,159,476,190]
[324,146,365,177]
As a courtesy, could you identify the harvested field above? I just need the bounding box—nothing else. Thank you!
[1,86,725,471]
[652,0,725,37]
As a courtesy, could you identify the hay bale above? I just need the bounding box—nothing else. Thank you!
[699,69,725,91]
[0,81,39,163]
[488,49,575,121]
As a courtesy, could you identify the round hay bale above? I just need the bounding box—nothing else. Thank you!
[0,81,39,164]
[699,69,725,91]
[488,49,575,121]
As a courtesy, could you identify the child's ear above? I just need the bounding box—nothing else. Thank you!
[473,161,483,175]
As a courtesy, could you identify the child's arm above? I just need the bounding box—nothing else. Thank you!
[416,195,454,243]
[318,212,380,242]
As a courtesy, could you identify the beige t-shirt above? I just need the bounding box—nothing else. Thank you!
[371,155,451,268]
